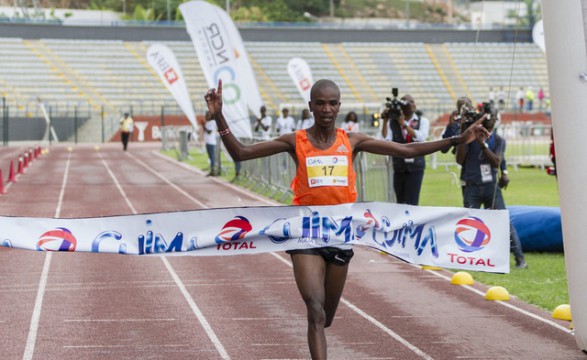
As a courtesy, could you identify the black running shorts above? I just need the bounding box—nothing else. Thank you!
[286,247,354,266]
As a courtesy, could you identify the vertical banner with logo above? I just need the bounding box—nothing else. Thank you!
[287,57,313,104]
[179,0,261,139]
[146,44,198,131]
[215,6,263,119]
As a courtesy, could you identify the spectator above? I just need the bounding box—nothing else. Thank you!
[381,94,430,205]
[516,87,525,113]
[341,111,360,132]
[119,112,134,151]
[275,108,296,135]
[497,87,506,111]
[255,105,272,140]
[296,109,314,130]
[537,87,545,112]
[203,111,218,176]
[525,87,535,112]
[488,87,495,106]
[455,104,527,269]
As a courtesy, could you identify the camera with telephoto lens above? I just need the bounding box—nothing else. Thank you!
[461,102,494,132]
[384,88,407,119]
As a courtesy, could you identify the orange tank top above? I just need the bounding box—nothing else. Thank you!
[291,128,357,206]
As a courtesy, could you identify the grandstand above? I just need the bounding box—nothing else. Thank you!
[0,31,548,142]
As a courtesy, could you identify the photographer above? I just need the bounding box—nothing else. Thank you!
[441,96,473,153]
[381,93,430,205]
[455,104,527,269]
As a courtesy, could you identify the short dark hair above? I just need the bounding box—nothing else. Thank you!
[310,79,340,101]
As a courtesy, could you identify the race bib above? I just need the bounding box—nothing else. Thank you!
[306,155,348,187]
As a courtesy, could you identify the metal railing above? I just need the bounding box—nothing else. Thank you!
[161,122,554,204]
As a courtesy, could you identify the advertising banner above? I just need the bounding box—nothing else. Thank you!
[179,0,263,138]
[146,44,198,131]
[287,57,313,104]
[0,202,510,273]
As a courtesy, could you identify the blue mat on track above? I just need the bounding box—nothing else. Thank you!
[509,206,563,252]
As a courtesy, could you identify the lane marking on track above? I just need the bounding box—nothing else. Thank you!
[420,267,573,334]
[161,256,231,360]
[99,153,137,214]
[101,152,230,360]
[129,153,208,208]
[23,151,71,360]
[138,151,575,353]
[64,318,176,322]
[151,150,278,205]
[148,151,435,359]
[269,252,435,360]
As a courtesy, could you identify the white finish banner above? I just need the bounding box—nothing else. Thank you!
[287,57,313,104]
[146,43,198,131]
[0,202,510,273]
[179,0,259,138]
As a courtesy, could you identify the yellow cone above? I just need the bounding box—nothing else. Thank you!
[552,304,572,321]
[94,146,100,151]
[67,147,73,152]
[422,265,442,271]
[485,286,510,301]
[451,271,474,285]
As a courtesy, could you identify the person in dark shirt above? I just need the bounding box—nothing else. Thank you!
[455,105,527,269]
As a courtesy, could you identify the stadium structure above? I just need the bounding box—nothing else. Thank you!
[0,21,547,143]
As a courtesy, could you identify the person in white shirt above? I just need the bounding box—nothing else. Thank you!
[296,109,314,130]
[381,95,430,205]
[341,111,360,132]
[497,87,506,111]
[255,105,272,140]
[275,108,296,135]
[204,111,218,176]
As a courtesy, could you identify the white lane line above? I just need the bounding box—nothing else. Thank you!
[270,252,434,360]
[147,152,574,354]
[64,318,176,322]
[420,267,573,333]
[161,256,231,360]
[23,151,72,360]
[130,153,208,208]
[99,153,137,214]
[151,150,279,205]
[101,152,230,360]
[147,152,434,359]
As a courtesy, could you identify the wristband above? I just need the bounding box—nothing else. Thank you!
[219,128,231,136]
[483,142,489,149]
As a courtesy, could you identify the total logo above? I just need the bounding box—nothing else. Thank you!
[449,217,495,268]
[216,216,256,251]
[454,217,491,253]
[37,227,77,252]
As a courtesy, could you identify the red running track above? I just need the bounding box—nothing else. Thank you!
[0,143,582,360]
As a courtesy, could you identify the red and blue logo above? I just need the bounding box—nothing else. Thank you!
[215,216,252,244]
[37,227,77,252]
[454,217,491,253]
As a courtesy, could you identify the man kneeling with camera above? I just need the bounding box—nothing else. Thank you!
[455,100,528,269]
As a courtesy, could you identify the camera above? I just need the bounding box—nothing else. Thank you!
[384,88,407,119]
[461,102,494,132]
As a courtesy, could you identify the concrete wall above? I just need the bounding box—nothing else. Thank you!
[0,22,532,43]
